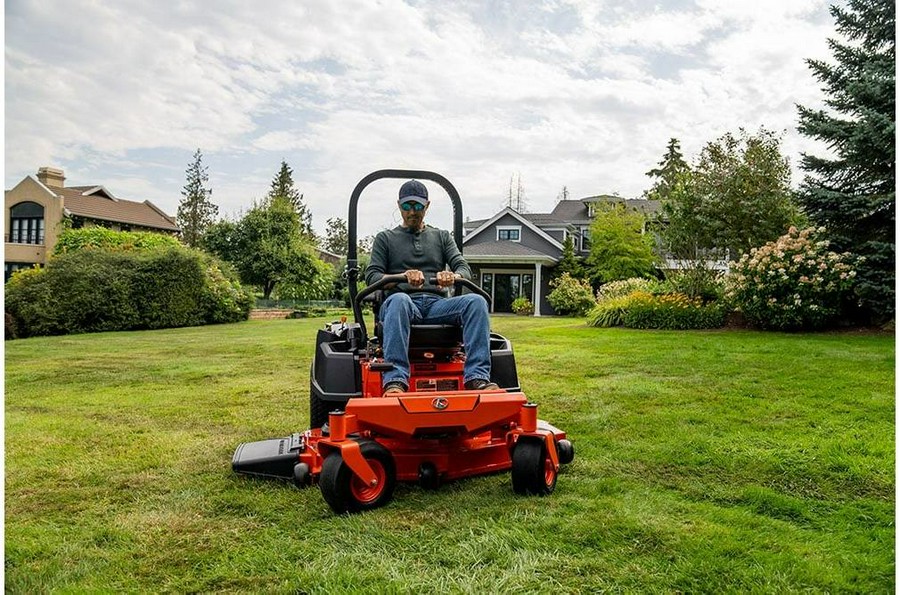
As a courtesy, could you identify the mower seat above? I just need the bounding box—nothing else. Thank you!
[408,324,463,350]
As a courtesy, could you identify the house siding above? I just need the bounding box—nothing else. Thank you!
[466,213,562,259]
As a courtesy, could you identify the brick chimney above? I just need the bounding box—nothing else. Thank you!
[37,166,65,188]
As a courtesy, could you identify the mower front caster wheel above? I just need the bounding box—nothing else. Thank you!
[511,439,557,496]
[320,440,396,514]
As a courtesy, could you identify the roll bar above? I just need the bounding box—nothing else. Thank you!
[346,170,465,335]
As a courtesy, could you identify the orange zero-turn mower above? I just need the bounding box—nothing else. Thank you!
[231,170,574,514]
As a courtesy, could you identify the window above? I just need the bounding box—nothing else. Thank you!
[496,226,521,242]
[579,227,591,252]
[4,262,34,283]
[9,202,45,245]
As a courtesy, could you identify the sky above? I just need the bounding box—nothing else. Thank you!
[5,0,838,239]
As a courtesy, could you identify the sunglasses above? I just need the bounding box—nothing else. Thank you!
[400,201,426,212]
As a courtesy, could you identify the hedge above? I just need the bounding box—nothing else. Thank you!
[6,247,252,338]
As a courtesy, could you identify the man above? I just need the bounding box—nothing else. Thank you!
[365,179,499,394]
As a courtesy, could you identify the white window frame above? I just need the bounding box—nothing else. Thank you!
[496,225,522,242]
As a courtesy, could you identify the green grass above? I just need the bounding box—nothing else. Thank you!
[6,317,895,593]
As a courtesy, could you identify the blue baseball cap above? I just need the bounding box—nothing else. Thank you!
[398,180,429,206]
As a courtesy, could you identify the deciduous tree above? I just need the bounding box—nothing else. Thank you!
[585,202,656,285]
[660,128,798,261]
[203,197,318,300]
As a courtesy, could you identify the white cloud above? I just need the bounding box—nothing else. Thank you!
[6,0,838,237]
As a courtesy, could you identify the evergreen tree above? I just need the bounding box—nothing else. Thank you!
[644,138,690,202]
[555,234,583,279]
[268,160,314,238]
[797,0,895,322]
[177,149,218,247]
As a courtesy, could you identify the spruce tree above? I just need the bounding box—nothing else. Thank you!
[644,138,690,202]
[177,149,218,247]
[268,160,314,238]
[797,0,895,322]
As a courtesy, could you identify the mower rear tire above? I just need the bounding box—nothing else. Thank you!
[511,439,557,496]
[320,440,396,513]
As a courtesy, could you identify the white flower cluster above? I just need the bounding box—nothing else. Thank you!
[726,227,857,330]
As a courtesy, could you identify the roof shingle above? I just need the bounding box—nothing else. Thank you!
[56,187,179,231]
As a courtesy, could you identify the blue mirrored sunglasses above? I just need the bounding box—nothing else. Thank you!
[400,201,426,212]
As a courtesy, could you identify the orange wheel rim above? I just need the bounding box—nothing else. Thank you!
[351,459,386,504]
[544,457,556,487]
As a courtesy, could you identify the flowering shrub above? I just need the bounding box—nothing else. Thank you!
[622,291,726,330]
[725,227,857,330]
[548,273,595,316]
[511,296,534,315]
[588,290,725,329]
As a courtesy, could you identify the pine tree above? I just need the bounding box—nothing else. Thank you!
[797,0,895,322]
[177,149,218,247]
[644,138,690,202]
[268,160,313,238]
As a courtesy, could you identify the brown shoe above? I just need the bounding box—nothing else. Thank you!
[383,381,407,394]
[464,379,500,391]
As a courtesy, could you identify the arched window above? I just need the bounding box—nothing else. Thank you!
[10,202,45,245]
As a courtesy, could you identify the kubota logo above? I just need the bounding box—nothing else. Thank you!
[431,397,449,410]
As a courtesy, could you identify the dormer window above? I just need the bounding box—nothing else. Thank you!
[587,203,595,218]
[497,226,521,242]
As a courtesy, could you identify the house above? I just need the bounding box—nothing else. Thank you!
[5,167,180,281]
[462,195,659,315]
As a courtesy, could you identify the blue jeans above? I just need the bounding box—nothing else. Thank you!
[380,292,491,388]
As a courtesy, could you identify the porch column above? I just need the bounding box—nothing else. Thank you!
[534,262,542,317]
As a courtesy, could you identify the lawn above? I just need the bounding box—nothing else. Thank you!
[5,316,895,593]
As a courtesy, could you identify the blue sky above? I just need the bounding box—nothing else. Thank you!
[5,0,836,238]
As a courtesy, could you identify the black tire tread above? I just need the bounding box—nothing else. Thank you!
[511,438,556,496]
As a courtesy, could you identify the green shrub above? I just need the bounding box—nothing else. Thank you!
[511,296,534,316]
[6,252,140,336]
[660,267,724,302]
[201,258,253,324]
[53,227,181,255]
[587,294,633,327]
[6,246,251,338]
[547,273,595,316]
[725,227,857,330]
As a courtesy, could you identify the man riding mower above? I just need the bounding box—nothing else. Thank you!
[232,169,574,514]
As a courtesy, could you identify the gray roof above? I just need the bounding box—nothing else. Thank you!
[465,196,661,234]
[464,241,553,258]
[549,200,590,223]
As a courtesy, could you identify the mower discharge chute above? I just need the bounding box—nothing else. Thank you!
[232,169,574,514]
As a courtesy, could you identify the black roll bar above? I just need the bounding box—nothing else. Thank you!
[346,170,465,337]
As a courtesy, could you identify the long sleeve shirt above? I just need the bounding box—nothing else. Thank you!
[364,225,472,297]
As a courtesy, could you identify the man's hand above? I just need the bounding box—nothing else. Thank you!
[436,271,460,288]
[404,269,425,287]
